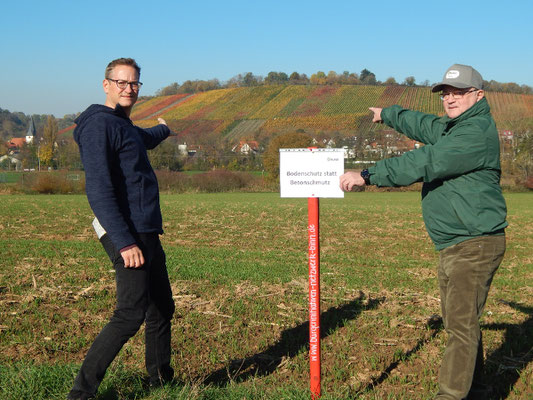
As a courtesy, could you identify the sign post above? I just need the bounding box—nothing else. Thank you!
[308,196,320,398]
[279,148,344,399]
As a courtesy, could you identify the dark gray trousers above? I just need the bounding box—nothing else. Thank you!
[436,235,505,400]
[69,233,175,398]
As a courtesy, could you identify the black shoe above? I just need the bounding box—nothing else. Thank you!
[466,382,493,400]
[149,366,174,388]
[67,390,95,400]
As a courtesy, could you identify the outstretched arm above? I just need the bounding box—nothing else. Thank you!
[140,119,172,149]
[378,105,444,145]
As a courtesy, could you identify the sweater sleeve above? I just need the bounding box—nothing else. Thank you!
[381,105,445,145]
[78,120,136,250]
[368,121,487,187]
[140,124,170,150]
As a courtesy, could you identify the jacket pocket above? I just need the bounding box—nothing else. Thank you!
[450,193,482,235]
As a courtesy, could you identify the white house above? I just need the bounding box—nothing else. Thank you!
[0,155,22,171]
[232,140,260,155]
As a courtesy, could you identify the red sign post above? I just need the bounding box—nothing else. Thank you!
[278,148,344,399]
[308,197,321,399]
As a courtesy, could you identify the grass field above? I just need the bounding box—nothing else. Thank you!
[0,172,22,184]
[0,192,531,400]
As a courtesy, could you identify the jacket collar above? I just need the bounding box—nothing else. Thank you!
[113,104,131,121]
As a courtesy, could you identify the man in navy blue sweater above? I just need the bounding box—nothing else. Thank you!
[68,58,175,400]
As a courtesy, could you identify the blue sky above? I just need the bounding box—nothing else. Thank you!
[2,0,532,117]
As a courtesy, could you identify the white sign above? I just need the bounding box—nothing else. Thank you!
[279,148,344,198]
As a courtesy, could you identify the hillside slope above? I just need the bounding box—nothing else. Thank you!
[134,85,533,143]
[60,85,533,142]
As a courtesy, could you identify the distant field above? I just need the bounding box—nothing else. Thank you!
[0,172,21,184]
[0,192,531,399]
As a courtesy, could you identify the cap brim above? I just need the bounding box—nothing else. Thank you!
[432,82,471,93]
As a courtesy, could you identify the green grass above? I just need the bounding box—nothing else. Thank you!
[0,192,531,399]
[0,172,20,183]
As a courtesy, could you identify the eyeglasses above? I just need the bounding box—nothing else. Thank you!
[107,78,143,91]
[440,89,478,101]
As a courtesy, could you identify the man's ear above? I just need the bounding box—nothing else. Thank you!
[103,79,110,94]
[476,89,485,102]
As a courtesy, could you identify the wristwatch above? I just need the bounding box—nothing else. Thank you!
[360,169,371,185]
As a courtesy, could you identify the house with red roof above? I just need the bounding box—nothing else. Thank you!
[7,137,26,152]
[5,116,37,154]
[232,140,260,155]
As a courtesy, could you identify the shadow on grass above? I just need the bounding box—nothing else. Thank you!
[203,293,384,386]
[483,301,532,400]
[355,314,444,396]
[355,301,532,399]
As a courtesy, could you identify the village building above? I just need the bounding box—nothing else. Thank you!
[232,140,260,155]
[25,116,36,144]
[176,142,199,157]
[5,116,36,154]
[311,137,336,148]
[0,155,23,171]
[7,137,26,154]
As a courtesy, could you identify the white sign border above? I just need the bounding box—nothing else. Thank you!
[279,148,344,198]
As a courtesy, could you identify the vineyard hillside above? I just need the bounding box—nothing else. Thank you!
[60,86,533,143]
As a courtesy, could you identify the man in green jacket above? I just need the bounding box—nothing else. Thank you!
[340,64,507,400]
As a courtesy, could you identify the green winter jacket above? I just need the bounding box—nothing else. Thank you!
[367,97,507,250]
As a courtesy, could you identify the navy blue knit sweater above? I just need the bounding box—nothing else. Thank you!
[74,104,170,250]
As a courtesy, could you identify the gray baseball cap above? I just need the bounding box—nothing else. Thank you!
[432,64,483,93]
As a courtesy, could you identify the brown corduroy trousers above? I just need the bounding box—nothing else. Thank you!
[435,235,506,400]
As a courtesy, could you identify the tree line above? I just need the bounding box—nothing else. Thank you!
[0,108,77,143]
[156,68,533,96]
[2,112,531,190]
[0,114,81,171]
